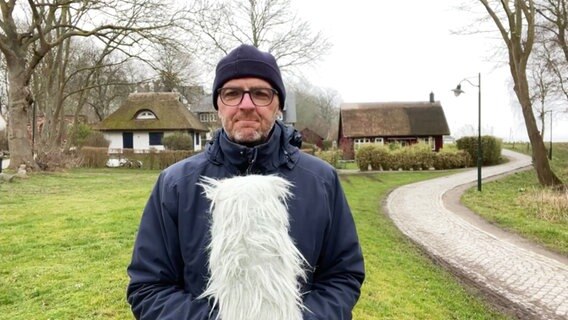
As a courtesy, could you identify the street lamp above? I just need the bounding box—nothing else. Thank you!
[452,72,482,192]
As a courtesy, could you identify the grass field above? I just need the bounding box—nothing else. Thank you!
[462,143,568,255]
[0,169,508,319]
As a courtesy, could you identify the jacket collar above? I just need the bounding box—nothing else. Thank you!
[207,120,299,175]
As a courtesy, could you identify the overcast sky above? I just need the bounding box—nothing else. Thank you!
[292,1,568,142]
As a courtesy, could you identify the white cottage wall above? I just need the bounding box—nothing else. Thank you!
[104,132,123,150]
[104,131,166,152]
[133,132,149,150]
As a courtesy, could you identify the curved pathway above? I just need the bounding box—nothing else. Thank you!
[386,149,568,319]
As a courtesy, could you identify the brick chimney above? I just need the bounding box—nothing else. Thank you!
[429,92,435,103]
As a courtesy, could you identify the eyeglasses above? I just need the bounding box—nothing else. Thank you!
[217,87,278,107]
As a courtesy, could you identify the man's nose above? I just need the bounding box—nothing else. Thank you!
[238,92,256,109]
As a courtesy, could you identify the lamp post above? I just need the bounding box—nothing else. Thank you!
[452,72,482,192]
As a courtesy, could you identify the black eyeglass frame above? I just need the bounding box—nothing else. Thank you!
[217,87,278,107]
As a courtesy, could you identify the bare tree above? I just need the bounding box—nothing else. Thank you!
[86,68,133,122]
[191,0,331,73]
[535,0,568,103]
[294,82,340,140]
[528,55,556,138]
[536,0,568,62]
[148,43,199,92]
[478,0,563,188]
[0,0,182,170]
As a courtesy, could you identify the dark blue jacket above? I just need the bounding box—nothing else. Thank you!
[127,121,365,319]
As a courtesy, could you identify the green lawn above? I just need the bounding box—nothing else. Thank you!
[462,143,568,255]
[0,169,508,319]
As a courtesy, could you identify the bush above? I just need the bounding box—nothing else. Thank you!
[80,147,109,168]
[369,144,389,170]
[82,131,110,148]
[482,136,503,165]
[411,143,436,170]
[69,123,92,147]
[353,142,474,172]
[355,145,375,171]
[131,150,194,169]
[322,140,333,150]
[36,148,80,171]
[163,132,193,150]
[315,149,343,168]
[433,150,471,170]
[388,142,402,151]
[79,147,196,170]
[302,142,317,153]
[381,152,396,171]
[456,135,502,166]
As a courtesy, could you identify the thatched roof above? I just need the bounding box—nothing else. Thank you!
[192,95,216,113]
[96,92,208,132]
[340,101,450,138]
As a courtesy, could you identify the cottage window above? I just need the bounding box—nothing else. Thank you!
[149,132,164,146]
[374,138,384,144]
[209,113,217,122]
[200,114,208,122]
[354,138,371,149]
[136,110,157,120]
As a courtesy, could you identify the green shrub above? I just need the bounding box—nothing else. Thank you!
[82,131,110,148]
[69,123,92,147]
[388,142,402,151]
[381,152,396,171]
[434,150,471,170]
[322,140,333,150]
[482,136,502,165]
[392,148,410,170]
[456,135,502,166]
[355,144,375,171]
[353,142,475,172]
[302,142,318,153]
[369,144,389,170]
[411,143,436,170]
[162,132,193,150]
[315,149,343,168]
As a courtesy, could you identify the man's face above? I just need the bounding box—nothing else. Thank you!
[217,78,280,146]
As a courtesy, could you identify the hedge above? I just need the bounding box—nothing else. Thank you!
[315,149,343,168]
[456,135,502,166]
[353,143,472,171]
[79,147,195,170]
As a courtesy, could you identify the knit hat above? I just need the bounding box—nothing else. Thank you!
[212,44,286,110]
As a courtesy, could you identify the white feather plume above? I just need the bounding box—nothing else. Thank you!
[197,175,308,320]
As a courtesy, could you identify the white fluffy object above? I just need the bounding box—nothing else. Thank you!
[198,174,308,320]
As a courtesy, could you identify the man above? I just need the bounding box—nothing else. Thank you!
[127,44,364,319]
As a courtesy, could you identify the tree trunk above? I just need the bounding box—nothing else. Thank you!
[6,56,36,170]
[479,0,564,189]
[515,69,562,187]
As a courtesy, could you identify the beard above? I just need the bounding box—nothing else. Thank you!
[221,115,277,147]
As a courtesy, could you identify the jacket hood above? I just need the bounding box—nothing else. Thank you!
[206,120,301,175]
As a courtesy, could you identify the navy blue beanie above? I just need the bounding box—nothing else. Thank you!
[212,44,285,110]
